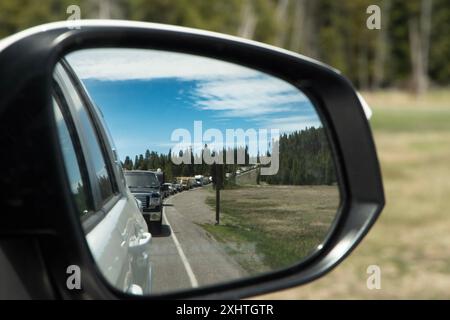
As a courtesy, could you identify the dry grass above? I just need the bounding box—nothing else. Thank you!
[203,185,340,275]
[259,89,450,299]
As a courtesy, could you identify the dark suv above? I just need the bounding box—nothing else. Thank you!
[124,170,163,227]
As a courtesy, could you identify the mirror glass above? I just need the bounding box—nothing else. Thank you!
[53,48,340,295]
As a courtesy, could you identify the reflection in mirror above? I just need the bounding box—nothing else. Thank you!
[55,48,340,295]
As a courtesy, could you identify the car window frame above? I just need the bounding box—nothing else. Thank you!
[52,92,95,220]
[59,59,126,198]
[53,62,121,232]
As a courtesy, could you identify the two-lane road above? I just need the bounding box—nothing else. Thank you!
[149,188,246,294]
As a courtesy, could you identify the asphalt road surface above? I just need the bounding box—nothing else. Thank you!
[149,187,246,294]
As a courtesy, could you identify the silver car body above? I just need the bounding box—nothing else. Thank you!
[54,62,152,294]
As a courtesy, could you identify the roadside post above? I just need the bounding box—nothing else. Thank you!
[212,163,223,225]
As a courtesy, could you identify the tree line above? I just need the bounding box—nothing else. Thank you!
[122,127,336,186]
[260,127,336,185]
[1,0,448,93]
[122,145,257,182]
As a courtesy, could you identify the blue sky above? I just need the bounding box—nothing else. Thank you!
[67,49,321,161]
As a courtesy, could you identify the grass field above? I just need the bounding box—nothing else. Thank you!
[259,89,450,299]
[203,185,340,275]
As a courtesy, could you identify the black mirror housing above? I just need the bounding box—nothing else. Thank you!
[0,20,384,299]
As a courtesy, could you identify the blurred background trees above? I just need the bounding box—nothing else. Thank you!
[1,0,448,93]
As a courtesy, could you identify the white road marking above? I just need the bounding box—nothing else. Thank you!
[162,204,199,288]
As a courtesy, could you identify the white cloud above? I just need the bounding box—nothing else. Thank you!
[67,48,318,122]
[66,48,257,81]
[193,76,308,117]
[258,115,322,132]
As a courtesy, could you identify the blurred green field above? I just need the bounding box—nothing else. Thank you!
[260,89,450,299]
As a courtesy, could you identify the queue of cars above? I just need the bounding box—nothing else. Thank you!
[123,170,211,228]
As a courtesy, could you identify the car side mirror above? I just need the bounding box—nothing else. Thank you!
[0,20,384,299]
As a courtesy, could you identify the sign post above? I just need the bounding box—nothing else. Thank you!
[212,163,223,225]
